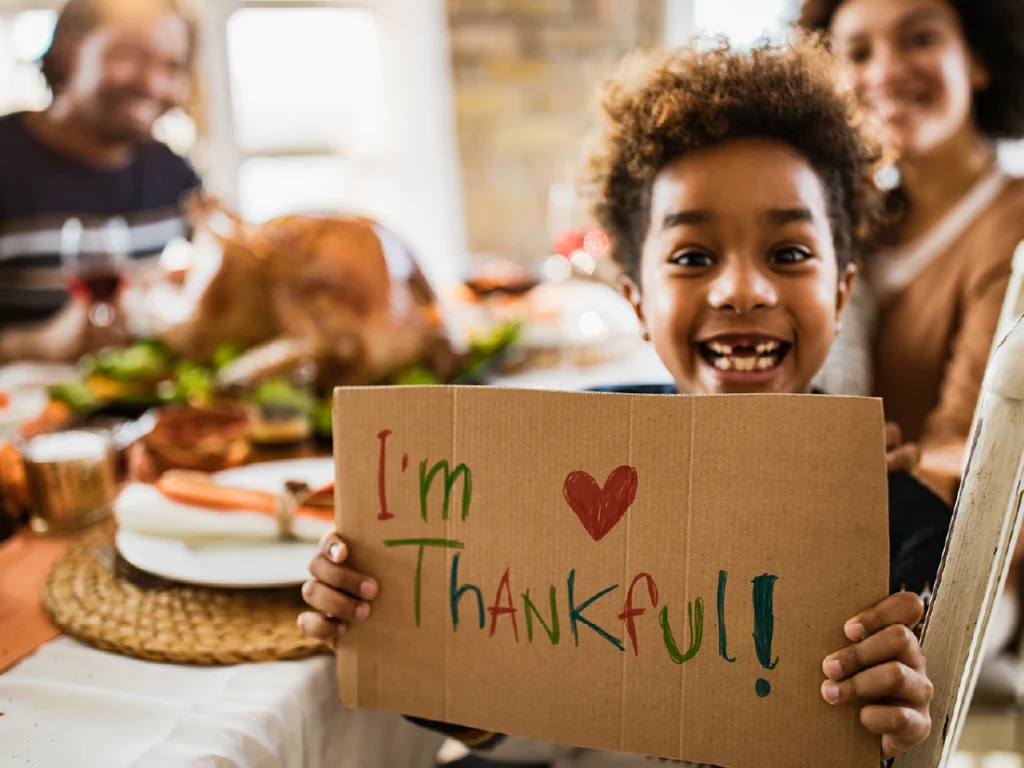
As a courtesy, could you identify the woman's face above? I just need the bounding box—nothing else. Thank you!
[830,0,987,158]
[623,138,854,396]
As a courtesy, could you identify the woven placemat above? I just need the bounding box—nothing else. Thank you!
[43,520,329,665]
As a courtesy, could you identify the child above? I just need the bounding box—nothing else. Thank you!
[299,37,949,766]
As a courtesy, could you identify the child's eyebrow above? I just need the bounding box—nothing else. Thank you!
[764,208,814,225]
[661,210,711,228]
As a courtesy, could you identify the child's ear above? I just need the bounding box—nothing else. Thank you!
[617,272,649,340]
[835,262,858,331]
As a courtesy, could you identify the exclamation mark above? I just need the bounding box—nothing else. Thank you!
[751,573,779,697]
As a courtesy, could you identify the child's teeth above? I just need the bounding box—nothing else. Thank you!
[709,353,781,372]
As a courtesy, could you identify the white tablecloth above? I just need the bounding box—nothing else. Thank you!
[0,638,446,768]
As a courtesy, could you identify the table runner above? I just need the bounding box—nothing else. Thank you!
[0,529,70,673]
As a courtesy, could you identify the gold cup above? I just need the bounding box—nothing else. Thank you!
[19,430,117,536]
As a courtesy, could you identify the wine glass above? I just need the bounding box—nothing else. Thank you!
[61,217,130,329]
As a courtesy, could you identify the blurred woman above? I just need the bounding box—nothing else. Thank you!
[800,0,1024,503]
[801,0,1024,700]
[0,0,200,360]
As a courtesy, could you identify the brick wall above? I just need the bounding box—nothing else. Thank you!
[447,0,664,267]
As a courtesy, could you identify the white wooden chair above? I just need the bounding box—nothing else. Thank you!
[997,242,1024,345]
[946,241,1024,762]
[896,315,1024,768]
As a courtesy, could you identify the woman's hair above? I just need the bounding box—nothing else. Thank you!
[798,0,1024,140]
[41,0,197,96]
[581,36,884,283]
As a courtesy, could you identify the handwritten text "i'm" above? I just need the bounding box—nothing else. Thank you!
[376,429,474,627]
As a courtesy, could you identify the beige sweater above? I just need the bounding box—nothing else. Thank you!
[873,178,1024,502]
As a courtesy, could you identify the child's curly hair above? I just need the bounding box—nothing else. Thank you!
[582,37,884,283]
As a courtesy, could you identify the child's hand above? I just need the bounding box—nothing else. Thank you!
[298,531,379,650]
[885,422,921,474]
[821,592,932,759]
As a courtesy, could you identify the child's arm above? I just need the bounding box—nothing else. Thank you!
[821,591,933,759]
[299,531,379,648]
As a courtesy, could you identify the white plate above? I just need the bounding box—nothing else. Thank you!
[115,457,334,589]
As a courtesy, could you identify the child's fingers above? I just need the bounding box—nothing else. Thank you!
[297,611,347,649]
[308,553,378,600]
[860,705,932,759]
[845,591,925,641]
[886,443,920,473]
[821,661,932,707]
[823,624,923,680]
[302,579,372,624]
[884,422,903,451]
[318,530,349,565]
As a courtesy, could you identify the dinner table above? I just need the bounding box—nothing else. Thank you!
[0,345,672,768]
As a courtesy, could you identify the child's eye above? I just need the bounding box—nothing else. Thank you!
[770,246,812,265]
[669,249,715,268]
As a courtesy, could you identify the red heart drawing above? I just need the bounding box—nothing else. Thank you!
[563,465,639,542]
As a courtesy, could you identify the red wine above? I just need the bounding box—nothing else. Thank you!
[67,269,124,303]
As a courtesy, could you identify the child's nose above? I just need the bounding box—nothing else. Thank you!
[707,264,778,313]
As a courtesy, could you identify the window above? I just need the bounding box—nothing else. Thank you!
[664,0,791,48]
[693,0,789,46]
[215,2,386,223]
[202,0,466,284]
[0,3,59,115]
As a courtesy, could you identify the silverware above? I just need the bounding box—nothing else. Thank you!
[111,410,158,452]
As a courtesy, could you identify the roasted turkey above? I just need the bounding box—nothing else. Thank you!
[150,197,459,387]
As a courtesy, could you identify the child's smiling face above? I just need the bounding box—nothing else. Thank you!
[623,138,856,395]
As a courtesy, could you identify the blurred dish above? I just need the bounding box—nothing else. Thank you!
[114,457,334,588]
[0,389,49,442]
[0,363,79,392]
[127,402,252,482]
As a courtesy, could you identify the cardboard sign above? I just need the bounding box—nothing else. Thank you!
[334,387,888,768]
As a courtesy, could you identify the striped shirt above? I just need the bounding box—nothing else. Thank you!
[0,111,201,328]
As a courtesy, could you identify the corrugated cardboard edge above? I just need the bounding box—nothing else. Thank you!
[334,385,360,710]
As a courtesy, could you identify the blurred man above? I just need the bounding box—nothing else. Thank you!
[0,0,200,359]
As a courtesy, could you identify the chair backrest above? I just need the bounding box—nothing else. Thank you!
[963,240,1024,475]
[895,316,1024,768]
[998,241,1024,343]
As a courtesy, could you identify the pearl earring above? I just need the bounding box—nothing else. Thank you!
[875,163,901,191]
